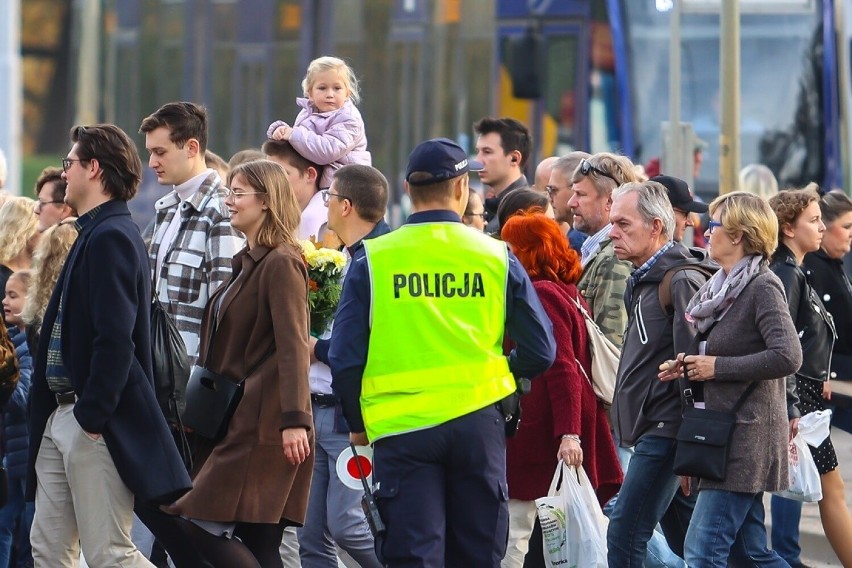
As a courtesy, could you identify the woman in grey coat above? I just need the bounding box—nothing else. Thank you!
[659,192,802,568]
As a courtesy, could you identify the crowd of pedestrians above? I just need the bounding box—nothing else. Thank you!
[0,54,849,568]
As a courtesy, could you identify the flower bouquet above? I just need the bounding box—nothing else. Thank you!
[299,239,348,336]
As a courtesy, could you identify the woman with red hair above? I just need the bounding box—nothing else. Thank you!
[500,212,622,567]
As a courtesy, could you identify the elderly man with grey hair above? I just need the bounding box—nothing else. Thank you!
[606,180,716,566]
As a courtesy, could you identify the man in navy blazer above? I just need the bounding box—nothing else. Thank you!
[27,124,191,567]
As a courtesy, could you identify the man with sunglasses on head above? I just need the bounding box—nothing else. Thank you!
[33,166,75,232]
[568,152,637,347]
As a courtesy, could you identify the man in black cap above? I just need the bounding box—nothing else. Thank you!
[329,138,555,567]
[651,175,708,243]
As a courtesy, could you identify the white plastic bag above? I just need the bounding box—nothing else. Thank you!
[535,462,608,568]
[775,409,831,503]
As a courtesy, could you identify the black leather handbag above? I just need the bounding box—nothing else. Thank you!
[673,368,759,482]
[181,335,273,441]
[182,365,244,440]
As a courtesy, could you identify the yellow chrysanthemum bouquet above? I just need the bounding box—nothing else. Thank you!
[299,239,347,336]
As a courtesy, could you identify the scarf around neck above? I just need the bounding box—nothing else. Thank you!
[685,254,763,333]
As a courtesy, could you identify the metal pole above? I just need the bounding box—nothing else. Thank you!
[719,0,740,194]
[669,0,683,178]
[75,0,101,126]
[0,0,22,193]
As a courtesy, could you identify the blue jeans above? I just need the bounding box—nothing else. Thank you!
[685,490,789,568]
[0,475,30,568]
[297,403,381,568]
[604,441,686,568]
[770,495,802,565]
[607,436,682,567]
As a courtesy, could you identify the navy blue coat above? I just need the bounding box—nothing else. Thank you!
[4,326,32,479]
[26,200,191,504]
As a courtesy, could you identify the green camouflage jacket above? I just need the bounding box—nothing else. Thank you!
[577,238,631,347]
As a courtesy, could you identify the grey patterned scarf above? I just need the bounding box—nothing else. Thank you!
[685,254,764,333]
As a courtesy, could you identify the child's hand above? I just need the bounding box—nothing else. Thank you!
[272,125,293,140]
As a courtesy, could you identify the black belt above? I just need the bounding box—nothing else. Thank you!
[54,391,77,405]
[310,393,338,407]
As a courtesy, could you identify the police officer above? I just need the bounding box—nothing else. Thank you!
[329,138,556,567]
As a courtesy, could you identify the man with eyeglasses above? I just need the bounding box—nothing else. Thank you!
[298,165,390,568]
[650,175,708,244]
[546,152,589,253]
[567,152,637,347]
[33,166,75,232]
[28,124,192,568]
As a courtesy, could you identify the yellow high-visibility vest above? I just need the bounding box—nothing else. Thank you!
[361,221,515,441]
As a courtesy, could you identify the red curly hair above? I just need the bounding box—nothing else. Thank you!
[501,211,583,285]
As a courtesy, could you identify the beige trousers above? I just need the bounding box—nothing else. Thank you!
[30,404,154,568]
[502,499,539,567]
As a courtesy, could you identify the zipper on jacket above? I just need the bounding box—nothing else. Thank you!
[634,295,649,345]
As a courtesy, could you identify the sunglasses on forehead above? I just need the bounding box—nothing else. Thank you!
[579,159,620,186]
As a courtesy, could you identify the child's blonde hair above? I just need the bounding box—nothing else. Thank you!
[302,56,361,105]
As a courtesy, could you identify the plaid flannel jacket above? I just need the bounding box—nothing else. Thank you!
[148,171,244,366]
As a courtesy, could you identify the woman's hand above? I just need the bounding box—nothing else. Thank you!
[682,355,717,382]
[789,417,800,441]
[558,436,583,467]
[282,428,310,465]
[658,354,686,382]
[824,380,832,400]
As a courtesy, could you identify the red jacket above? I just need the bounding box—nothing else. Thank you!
[506,280,622,505]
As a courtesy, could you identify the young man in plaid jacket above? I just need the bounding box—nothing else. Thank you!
[140,102,243,414]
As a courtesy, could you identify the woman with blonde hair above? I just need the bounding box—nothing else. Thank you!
[21,221,78,349]
[768,187,852,567]
[659,191,802,567]
[139,159,313,568]
[0,196,40,293]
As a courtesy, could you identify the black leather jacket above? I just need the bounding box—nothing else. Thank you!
[770,244,836,385]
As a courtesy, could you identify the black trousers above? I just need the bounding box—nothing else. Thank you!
[372,405,509,568]
[135,502,289,568]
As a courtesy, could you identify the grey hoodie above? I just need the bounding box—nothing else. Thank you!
[613,243,718,447]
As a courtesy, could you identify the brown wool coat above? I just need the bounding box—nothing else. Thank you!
[699,268,802,494]
[173,244,315,525]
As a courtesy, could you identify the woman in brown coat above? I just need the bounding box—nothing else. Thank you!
[139,159,313,568]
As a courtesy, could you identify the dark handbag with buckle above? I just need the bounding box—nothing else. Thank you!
[673,351,759,481]
[181,295,274,440]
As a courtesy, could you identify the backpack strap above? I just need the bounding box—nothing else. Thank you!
[659,264,715,315]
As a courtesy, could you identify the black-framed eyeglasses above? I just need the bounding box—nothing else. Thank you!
[35,199,64,209]
[61,158,86,172]
[321,189,348,206]
[579,159,620,186]
[465,212,486,219]
[707,220,723,234]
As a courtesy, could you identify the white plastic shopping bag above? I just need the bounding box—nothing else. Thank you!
[774,409,831,503]
[535,462,607,568]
